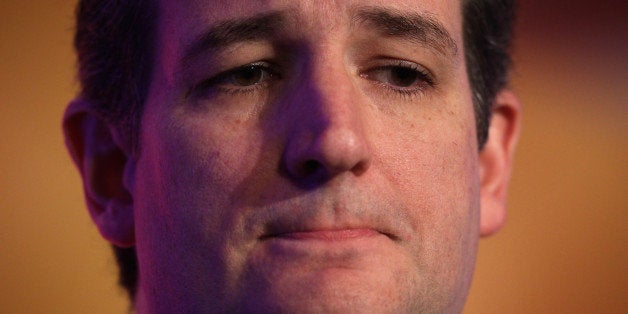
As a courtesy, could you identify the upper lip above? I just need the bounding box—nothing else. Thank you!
[242,188,410,243]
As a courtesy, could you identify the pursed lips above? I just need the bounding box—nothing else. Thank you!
[261,228,382,241]
[259,219,402,242]
[244,205,411,267]
[251,205,407,244]
[242,194,412,245]
[253,223,401,265]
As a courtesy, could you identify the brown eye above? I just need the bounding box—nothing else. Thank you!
[362,61,434,93]
[389,66,421,87]
[230,65,266,86]
[190,62,280,98]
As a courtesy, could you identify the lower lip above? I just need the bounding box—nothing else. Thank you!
[273,229,380,241]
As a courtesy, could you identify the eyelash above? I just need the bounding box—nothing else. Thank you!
[189,60,435,100]
[189,61,280,98]
[360,60,436,99]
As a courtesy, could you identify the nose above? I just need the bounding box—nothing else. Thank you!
[281,59,372,185]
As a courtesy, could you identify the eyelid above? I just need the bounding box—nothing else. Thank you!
[188,60,280,98]
[359,59,436,94]
[362,59,434,81]
[215,61,279,85]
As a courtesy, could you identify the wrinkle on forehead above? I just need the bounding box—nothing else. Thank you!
[163,0,459,41]
[351,6,458,57]
[157,0,462,83]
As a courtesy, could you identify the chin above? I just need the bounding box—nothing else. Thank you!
[230,253,419,313]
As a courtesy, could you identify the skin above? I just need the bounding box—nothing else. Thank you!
[64,0,521,313]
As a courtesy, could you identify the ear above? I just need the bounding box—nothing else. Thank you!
[479,89,521,237]
[63,99,136,247]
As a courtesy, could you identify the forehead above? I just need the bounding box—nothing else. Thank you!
[157,0,463,48]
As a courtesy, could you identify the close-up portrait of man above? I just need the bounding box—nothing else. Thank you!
[62,0,521,312]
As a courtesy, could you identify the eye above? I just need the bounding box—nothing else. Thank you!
[189,61,280,98]
[224,64,272,87]
[361,61,434,92]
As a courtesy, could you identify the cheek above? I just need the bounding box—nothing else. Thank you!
[131,106,272,302]
[373,102,481,292]
[376,102,479,210]
[381,123,480,242]
[134,109,258,240]
[137,110,266,225]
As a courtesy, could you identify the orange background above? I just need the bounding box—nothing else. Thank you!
[1,1,626,313]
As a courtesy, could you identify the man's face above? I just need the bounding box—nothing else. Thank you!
[134,0,479,312]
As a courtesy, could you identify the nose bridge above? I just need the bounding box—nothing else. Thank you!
[305,51,359,131]
[281,45,372,183]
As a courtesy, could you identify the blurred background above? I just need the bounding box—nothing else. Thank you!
[1,1,626,313]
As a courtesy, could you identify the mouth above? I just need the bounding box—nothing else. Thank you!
[261,228,382,241]
[255,226,399,264]
[260,226,400,243]
[254,203,406,245]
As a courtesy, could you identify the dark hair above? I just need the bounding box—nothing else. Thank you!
[463,0,516,147]
[74,0,155,301]
[74,0,156,151]
[74,0,516,303]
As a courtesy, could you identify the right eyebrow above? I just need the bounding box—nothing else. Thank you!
[181,11,287,65]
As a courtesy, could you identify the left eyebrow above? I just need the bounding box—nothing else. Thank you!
[353,6,459,57]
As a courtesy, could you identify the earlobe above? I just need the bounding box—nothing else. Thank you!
[63,99,136,247]
[479,89,521,237]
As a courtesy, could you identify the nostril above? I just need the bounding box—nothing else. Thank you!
[282,158,330,189]
[351,160,369,176]
[301,159,321,176]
